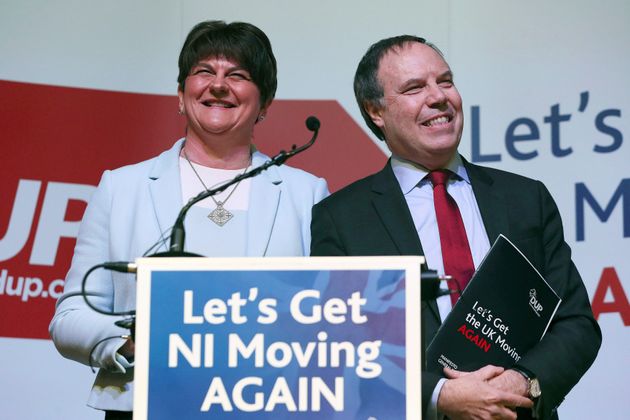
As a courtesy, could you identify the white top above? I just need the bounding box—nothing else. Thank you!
[391,154,492,420]
[391,154,491,321]
[179,157,252,256]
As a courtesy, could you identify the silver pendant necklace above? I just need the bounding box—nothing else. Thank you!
[182,149,250,227]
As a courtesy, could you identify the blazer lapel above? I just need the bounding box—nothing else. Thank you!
[246,152,281,256]
[464,158,510,243]
[148,140,185,253]
[371,162,424,256]
[370,163,441,324]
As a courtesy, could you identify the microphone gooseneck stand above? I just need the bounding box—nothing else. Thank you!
[157,115,321,257]
[82,116,322,343]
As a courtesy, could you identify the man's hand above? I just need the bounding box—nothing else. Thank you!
[437,365,533,420]
[488,369,529,396]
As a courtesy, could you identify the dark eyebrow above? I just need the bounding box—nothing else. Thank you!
[439,70,454,80]
[192,62,249,74]
[228,68,251,76]
[398,69,455,92]
[193,61,212,69]
[398,78,425,92]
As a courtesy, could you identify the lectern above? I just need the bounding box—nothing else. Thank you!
[133,256,423,420]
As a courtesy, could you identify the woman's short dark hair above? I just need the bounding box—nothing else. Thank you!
[178,20,277,107]
[353,35,443,141]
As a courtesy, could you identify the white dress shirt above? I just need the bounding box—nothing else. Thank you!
[391,153,491,419]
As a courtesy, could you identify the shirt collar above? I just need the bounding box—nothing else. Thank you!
[391,153,470,195]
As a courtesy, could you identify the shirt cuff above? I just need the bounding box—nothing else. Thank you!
[427,378,447,420]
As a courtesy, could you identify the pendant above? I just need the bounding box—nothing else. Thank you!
[208,202,233,226]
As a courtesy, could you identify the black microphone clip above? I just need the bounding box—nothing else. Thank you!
[421,269,453,300]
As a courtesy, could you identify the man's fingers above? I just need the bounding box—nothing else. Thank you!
[496,406,519,420]
[444,364,505,380]
[443,367,467,378]
[502,392,534,409]
[476,364,505,380]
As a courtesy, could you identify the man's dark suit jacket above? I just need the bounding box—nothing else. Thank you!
[310,158,601,419]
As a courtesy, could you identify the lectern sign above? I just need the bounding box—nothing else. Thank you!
[134,256,423,420]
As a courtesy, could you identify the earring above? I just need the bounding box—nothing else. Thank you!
[258,114,266,122]
[178,105,184,115]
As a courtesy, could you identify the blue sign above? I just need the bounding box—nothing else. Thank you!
[134,257,422,420]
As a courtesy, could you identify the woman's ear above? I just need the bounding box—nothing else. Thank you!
[256,101,271,123]
[177,88,185,115]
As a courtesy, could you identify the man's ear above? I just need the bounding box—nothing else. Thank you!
[365,101,384,129]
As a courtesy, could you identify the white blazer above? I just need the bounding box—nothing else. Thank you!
[49,139,329,411]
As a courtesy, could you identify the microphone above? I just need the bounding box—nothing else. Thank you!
[103,261,137,273]
[161,115,321,256]
[419,269,454,371]
[81,117,321,343]
[306,116,320,131]
[421,269,453,300]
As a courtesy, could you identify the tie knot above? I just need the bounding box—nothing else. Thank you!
[429,169,451,187]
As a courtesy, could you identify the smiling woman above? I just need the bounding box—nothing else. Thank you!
[176,21,279,169]
[48,20,329,420]
[179,56,263,161]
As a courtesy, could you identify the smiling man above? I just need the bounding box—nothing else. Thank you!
[310,36,600,419]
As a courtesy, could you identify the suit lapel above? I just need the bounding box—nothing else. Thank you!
[246,152,281,256]
[148,140,185,253]
[370,162,441,324]
[368,159,511,330]
[464,159,510,243]
[371,162,424,256]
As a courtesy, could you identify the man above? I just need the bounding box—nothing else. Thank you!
[310,36,601,419]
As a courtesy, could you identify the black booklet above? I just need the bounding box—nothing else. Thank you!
[425,234,561,374]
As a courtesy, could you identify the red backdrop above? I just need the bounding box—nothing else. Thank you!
[0,80,386,339]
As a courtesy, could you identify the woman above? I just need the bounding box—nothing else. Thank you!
[49,20,328,419]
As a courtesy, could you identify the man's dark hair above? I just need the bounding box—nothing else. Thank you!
[177,20,277,107]
[353,35,443,141]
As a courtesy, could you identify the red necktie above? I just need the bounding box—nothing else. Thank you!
[429,170,475,305]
